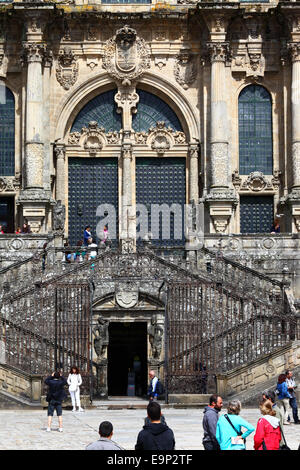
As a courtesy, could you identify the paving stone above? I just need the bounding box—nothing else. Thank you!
[0,407,300,450]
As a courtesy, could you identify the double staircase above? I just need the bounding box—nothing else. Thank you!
[0,243,299,407]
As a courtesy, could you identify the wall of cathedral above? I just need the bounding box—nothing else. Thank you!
[0,1,300,285]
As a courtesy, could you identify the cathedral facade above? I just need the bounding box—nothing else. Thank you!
[0,0,300,400]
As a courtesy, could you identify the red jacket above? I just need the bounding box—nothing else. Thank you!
[254,417,281,450]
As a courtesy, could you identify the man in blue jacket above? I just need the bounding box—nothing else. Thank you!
[202,394,223,450]
[45,371,68,432]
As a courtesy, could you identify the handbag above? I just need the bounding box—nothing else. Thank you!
[224,414,246,446]
[279,424,291,451]
[261,423,290,451]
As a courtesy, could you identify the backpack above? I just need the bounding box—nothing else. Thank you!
[156,380,164,396]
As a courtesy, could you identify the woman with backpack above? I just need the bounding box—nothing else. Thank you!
[254,399,282,450]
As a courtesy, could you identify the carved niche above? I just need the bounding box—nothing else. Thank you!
[102,25,150,85]
[56,46,79,90]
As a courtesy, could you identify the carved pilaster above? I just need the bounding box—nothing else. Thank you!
[207,42,229,63]
[115,86,139,132]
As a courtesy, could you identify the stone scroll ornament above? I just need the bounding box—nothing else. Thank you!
[102,25,150,86]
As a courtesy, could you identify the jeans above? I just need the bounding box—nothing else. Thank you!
[289,397,299,423]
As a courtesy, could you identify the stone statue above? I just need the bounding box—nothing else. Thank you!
[53,200,65,232]
[93,316,109,360]
[148,317,163,359]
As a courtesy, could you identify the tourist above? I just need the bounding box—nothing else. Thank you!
[15,226,21,234]
[261,391,285,447]
[21,221,31,233]
[202,394,223,450]
[135,401,175,450]
[64,240,72,263]
[0,224,4,234]
[147,370,161,401]
[270,218,280,234]
[86,421,124,450]
[285,369,300,424]
[254,399,281,450]
[88,237,98,260]
[74,240,83,262]
[83,226,92,247]
[216,399,255,450]
[45,371,68,432]
[100,224,109,245]
[276,373,291,424]
[67,366,84,412]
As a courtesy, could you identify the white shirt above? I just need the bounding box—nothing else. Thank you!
[67,373,82,392]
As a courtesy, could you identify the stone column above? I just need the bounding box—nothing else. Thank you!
[121,141,135,252]
[54,144,66,207]
[290,43,300,190]
[208,42,229,191]
[23,42,45,190]
[205,42,237,234]
[115,85,139,252]
[286,43,300,232]
[189,143,199,203]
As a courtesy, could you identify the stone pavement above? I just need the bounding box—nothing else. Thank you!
[0,404,300,450]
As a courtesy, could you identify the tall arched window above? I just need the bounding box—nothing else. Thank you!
[239,85,272,175]
[0,87,15,176]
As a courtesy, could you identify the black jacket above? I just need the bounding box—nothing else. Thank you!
[135,422,175,451]
[45,376,68,403]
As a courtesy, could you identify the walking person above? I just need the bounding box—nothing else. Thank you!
[202,394,223,450]
[254,399,282,450]
[67,366,84,412]
[86,421,124,450]
[147,370,162,402]
[285,369,300,424]
[135,401,175,450]
[276,373,292,425]
[45,371,68,432]
[216,400,255,450]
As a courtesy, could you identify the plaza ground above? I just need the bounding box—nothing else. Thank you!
[0,405,300,451]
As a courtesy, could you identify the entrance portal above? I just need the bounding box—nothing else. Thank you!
[108,322,147,397]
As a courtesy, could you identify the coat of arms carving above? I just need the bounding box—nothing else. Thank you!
[56,46,79,90]
[102,25,150,85]
[174,51,197,90]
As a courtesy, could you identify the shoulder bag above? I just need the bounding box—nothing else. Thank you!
[224,414,246,446]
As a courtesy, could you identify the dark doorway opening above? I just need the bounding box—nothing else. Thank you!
[108,322,147,397]
[0,196,14,233]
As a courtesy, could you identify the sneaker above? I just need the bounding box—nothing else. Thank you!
[72,408,76,412]
[58,428,63,432]
[78,407,84,412]
[46,427,51,432]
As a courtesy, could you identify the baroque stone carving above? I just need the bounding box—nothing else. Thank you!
[93,316,109,361]
[102,25,150,85]
[53,200,66,232]
[232,170,281,192]
[68,121,120,148]
[148,317,163,359]
[134,121,186,152]
[0,177,20,193]
[174,51,197,90]
[56,46,78,90]
[115,290,139,308]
